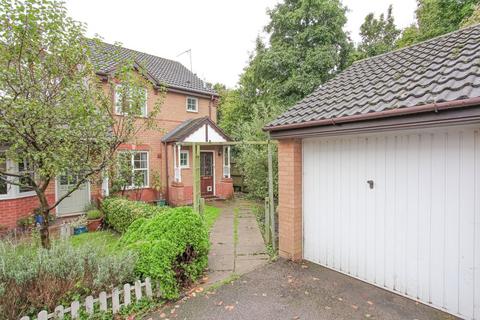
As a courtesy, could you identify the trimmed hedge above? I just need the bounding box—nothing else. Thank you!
[102,197,164,233]
[120,207,209,299]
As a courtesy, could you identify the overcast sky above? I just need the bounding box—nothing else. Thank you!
[64,0,417,88]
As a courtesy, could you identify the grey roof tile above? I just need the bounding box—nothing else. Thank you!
[266,24,480,129]
[87,40,216,96]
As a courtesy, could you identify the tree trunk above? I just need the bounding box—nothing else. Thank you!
[37,192,51,249]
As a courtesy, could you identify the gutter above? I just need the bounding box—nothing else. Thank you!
[263,97,480,132]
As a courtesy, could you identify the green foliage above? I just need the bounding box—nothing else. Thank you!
[86,209,102,220]
[0,239,137,319]
[217,0,350,199]
[102,197,165,233]
[397,0,480,47]
[355,5,401,60]
[120,207,209,299]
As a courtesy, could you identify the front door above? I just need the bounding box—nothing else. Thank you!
[56,175,90,215]
[200,152,214,197]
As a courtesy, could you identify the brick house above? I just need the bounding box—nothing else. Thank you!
[264,25,480,319]
[0,41,233,229]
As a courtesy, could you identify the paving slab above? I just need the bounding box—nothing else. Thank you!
[205,199,268,285]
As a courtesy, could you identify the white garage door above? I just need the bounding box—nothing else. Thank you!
[303,125,480,319]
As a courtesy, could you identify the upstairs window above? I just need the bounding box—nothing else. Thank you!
[186,97,198,112]
[115,85,148,117]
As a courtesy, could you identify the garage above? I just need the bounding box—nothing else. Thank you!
[264,25,480,320]
[303,125,479,318]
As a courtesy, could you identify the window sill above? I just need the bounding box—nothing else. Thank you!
[186,109,198,113]
[0,192,36,201]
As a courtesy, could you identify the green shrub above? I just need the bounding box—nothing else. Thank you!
[121,207,209,299]
[102,197,165,233]
[86,209,102,220]
[0,239,137,319]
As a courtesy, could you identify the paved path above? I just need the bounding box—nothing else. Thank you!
[206,198,269,284]
[168,259,458,320]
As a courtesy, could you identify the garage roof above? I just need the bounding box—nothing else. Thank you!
[265,24,480,131]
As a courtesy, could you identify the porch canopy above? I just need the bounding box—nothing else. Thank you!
[161,116,233,183]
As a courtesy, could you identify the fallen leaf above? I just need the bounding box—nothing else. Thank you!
[170,308,176,314]
[225,305,235,311]
[351,305,358,309]
[288,278,294,283]
[195,287,204,293]
[301,264,308,269]
[367,301,374,305]
[292,316,300,320]
[262,293,267,297]
[304,291,309,295]
[216,301,224,306]
[159,312,166,318]
[365,314,371,318]
[174,305,180,309]
[338,297,343,301]
[313,277,320,281]
[325,306,331,310]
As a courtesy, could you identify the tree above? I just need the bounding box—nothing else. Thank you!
[218,0,351,199]
[356,5,401,59]
[0,0,163,247]
[397,0,480,47]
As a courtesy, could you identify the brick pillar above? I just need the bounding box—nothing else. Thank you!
[278,138,303,261]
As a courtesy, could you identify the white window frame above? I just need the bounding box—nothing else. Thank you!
[179,150,189,168]
[0,158,36,200]
[186,96,198,113]
[115,85,148,117]
[118,151,149,189]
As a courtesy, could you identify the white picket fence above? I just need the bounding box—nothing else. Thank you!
[20,278,153,320]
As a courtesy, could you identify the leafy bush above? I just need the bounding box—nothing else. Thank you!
[86,209,102,220]
[102,197,165,233]
[121,207,209,299]
[0,239,137,319]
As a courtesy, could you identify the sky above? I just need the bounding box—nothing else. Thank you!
[63,0,417,88]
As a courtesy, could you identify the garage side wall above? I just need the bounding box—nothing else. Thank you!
[278,138,303,260]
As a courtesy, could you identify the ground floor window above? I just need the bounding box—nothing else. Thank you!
[0,155,35,199]
[117,151,149,188]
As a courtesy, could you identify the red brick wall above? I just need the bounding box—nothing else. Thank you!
[278,138,303,261]
[0,182,56,229]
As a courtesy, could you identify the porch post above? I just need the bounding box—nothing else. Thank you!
[101,171,109,197]
[177,144,182,183]
[227,146,231,178]
[173,144,177,182]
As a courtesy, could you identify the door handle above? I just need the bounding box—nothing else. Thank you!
[367,180,374,189]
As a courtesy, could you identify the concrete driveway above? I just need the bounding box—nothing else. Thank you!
[164,259,457,320]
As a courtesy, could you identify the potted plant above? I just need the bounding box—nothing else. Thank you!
[86,209,103,232]
[151,170,166,206]
[70,216,88,235]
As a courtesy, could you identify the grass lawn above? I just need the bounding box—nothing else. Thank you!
[204,205,220,230]
[69,230,121,254]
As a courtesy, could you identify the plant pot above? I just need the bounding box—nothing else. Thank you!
[87,218,102,232]
[73,226,88,235]
[155,199,167,207]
